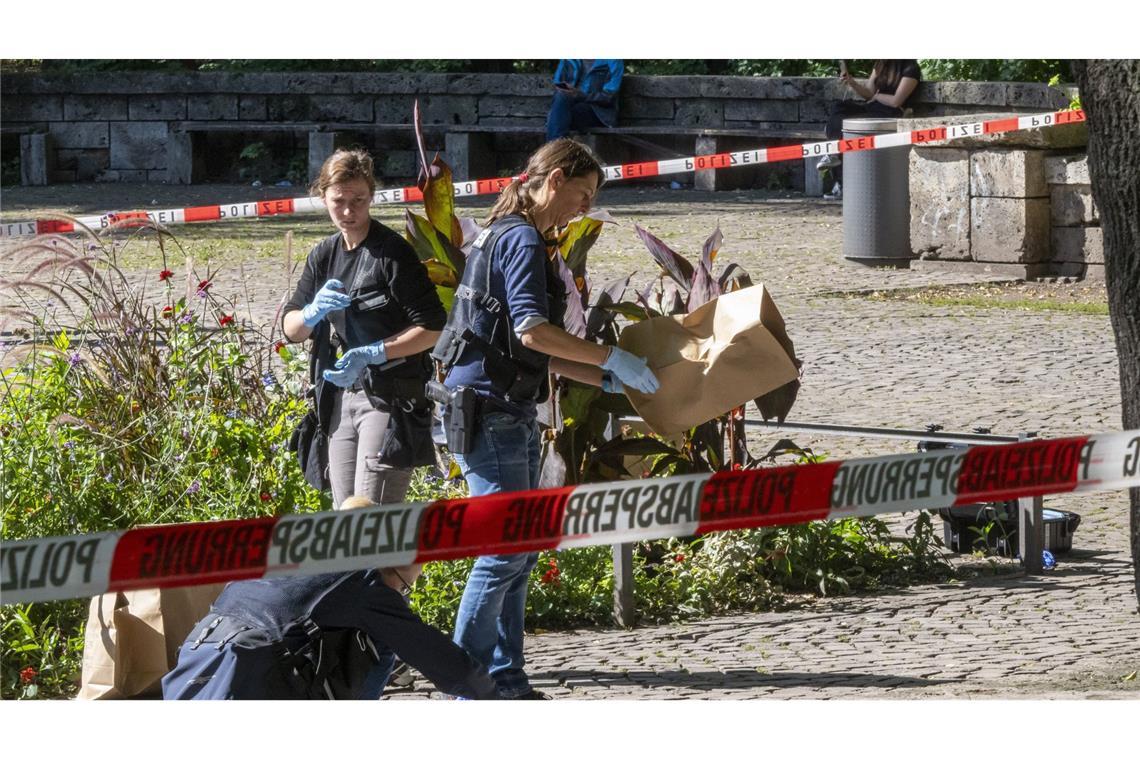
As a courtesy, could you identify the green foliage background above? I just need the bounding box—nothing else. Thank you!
[1,59,1074,82]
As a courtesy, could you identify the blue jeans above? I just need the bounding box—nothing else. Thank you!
[546,91,605,141]
[451,411,541,698]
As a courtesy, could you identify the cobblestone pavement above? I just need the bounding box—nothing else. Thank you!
[3,184,1136,699]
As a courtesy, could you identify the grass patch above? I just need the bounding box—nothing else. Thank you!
[829,281,1109,316]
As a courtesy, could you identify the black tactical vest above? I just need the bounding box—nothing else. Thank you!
[430,214,568,405]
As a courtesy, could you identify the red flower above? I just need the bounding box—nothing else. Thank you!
[19,667,37,685]
[274,341,286,353]
[161,306,174,318]
[540,558,561,585]
[219,314,235,327]
[674,554,685,563]
[259,491,272,502]
[197,279,211,292]
[158,269,174,281]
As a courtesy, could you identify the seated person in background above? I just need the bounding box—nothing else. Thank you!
[162,497,498,700]
[818,59,922,199]
[546,59,624,141]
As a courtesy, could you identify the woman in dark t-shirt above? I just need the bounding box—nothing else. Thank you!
[817,59,923,198]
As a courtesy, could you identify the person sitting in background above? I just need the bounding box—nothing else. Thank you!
[162,498,499,700]
[817,59,922,199]
[545,59,624,141]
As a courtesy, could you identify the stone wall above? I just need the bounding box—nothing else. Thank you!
[904,113,1099,279]
[1,71,1078,185]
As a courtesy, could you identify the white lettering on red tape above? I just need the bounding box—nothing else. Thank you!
[3,429,1137,605]
[0,110,1085,240]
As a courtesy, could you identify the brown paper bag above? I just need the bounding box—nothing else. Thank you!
[618,284,799,435]
[78,583,226,700]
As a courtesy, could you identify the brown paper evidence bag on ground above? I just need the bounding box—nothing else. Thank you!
[617,284,800,436]
[78,583,226,700]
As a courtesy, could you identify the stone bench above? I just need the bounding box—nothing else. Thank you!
[443,124,828,194]
[2,123,51,186]
[165,121,419,185]
[901,112,1095,279]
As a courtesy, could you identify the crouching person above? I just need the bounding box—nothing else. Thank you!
[162,501,498,700]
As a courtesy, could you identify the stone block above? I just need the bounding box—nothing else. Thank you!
[899,112,1087,149]
[448,73,548,97]
[910,147,971,260]
[310,96,373,123]
[1051,226,1104,264]
[308,131,335,185]
[19,133,51,186]
[1005,83,1071,111]
[50,169,77,184]
[925,81,1008,107]
[1050,185,1098,226]
[48,122,109,149]
[147,170,169,183]
[267,95,311,122]
[95,169,147,183]
[970,149,1047,198]
[694,135,719,191]
[477,96,550,119]
[380,150,417,179]
[1044,153,1089,184]
[5,95,63,121]
[56,149,109,181]
[418,95,478,126]
[282,73,355,95]
[621,97,675,121]
[239,96,268,121]
[374,95,417,124]
[188,95,239,121]
[167,130,193,184]
[64,95,128,121]
[444,131,496,181]
[970,196,1050,263]
[129,96,186,121]
[110,122,168,170]
[723,100,800,124]
[675,100,724,128]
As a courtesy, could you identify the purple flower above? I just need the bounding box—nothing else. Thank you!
[226,409,239,419]
[197,289,208,299]
[187,480,201,495]
[68,352,83,367]
[179,312,195,325]
[64,441,75,449]
[104,472,114,482]
[261,372,276,388]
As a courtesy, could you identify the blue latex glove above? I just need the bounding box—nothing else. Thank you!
[601,347,659,395]
[301,278,352,328]
[322,341,387,388]
[601,371,623,394]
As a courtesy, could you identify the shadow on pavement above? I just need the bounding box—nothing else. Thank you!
[532,668,962,692]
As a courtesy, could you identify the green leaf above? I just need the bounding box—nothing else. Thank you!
[560,383,600,427]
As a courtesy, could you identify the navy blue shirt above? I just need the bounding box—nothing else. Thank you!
[445,223,551,417]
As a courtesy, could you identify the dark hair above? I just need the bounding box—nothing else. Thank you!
[310,148,377,197]
[485,138,604,227]
[873,60,907,94]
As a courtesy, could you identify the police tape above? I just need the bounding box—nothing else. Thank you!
[3,427,1137,606]
[1,109,1087,239]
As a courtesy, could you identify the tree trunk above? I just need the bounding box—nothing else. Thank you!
[1072,60,1140,607]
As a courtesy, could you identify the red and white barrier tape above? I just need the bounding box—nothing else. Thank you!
[2,426,1136,605]
[0,109,1086,240]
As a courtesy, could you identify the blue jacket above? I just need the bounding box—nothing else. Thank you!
[553,59,624,126]
[161,570,499,700]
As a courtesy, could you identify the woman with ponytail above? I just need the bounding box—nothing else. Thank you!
[432,138,659,699]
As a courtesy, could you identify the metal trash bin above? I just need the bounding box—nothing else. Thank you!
[841,117,913,265]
